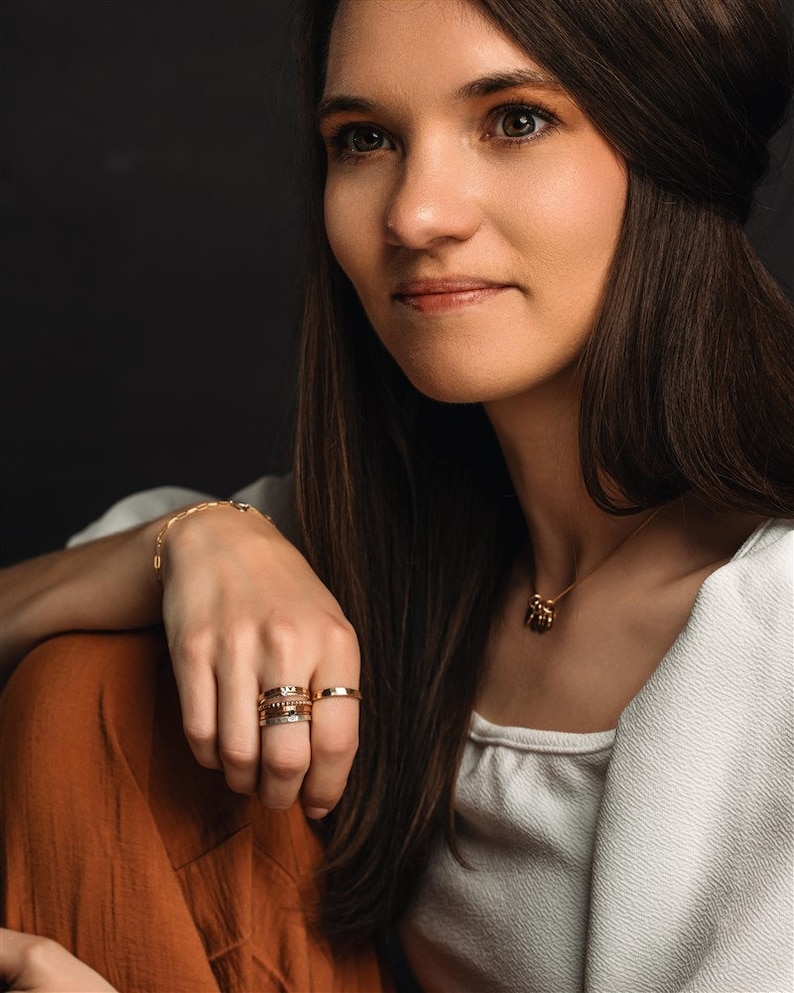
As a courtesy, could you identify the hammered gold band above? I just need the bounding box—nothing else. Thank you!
[311,687,363,702]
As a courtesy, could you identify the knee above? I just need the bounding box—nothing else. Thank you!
[1,630,166,789]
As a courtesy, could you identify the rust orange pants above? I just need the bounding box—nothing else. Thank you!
[1,630,391,992]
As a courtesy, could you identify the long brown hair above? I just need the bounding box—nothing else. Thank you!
[292,0,794,944]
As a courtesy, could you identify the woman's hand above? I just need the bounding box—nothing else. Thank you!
[0,928,117,992]
[160,506,360,819]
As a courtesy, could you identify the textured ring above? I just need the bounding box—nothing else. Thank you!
[311,687,363,702]
[260,698,313,713]
[258,698,312,714]
[260,713,313,727]
[259,686,311,703]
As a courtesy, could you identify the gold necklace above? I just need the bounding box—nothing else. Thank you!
[524,507,662,634]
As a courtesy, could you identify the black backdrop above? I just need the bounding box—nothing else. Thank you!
[1,0,792,566]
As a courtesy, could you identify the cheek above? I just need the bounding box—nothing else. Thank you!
[323,185,347,272]
[501,146,626,286]
[544,154,626,274]
[324,179,376,291]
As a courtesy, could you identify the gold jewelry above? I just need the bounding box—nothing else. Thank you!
[259,699,313,714]
[259,686,311,703]
[311,687,363,702]
[524,507,663,634]
[153,500,275,583]
[259,699,312,727]
[258,687,312,727]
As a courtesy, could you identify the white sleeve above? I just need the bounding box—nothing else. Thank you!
[66,474,297,547]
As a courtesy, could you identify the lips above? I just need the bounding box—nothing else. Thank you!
[393,277,511,314]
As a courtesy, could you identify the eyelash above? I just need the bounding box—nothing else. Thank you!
[486,102,558,145]
[324,101,559,165]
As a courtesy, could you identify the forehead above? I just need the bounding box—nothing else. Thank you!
[325,0,546,98]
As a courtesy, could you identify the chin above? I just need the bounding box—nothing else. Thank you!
[400,365,521,406]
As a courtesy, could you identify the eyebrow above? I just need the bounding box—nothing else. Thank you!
[318,69,564,122]
[455,69,564,99]
[318,95,377,121]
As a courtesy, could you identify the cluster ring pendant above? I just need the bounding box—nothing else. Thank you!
[524,507,662,634]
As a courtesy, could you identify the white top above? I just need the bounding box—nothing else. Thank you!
[400,718,615,992]
[70,480,794,992]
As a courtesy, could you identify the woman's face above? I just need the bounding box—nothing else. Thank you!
[321,0,627,405]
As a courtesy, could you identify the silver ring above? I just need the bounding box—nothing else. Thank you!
[259,713,313,727]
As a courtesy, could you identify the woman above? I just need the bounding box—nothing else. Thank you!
[2,0,792,990]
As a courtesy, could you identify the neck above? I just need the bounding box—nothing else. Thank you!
[484,383,649,596]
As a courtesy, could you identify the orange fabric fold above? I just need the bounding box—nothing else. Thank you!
[1,630,390,992]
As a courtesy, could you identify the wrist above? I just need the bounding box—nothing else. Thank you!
[153,500,277,586]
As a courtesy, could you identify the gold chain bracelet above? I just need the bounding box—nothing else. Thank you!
[153,500,276,584]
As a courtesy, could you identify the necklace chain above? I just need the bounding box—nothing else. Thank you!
[524,506,663,634]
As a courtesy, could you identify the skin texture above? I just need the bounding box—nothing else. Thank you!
[0,928,117,992]
[322,0,627,406]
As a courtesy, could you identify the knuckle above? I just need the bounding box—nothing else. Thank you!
[218,739,259,771]
[171,625,216,668]
[324,617,360,660]
[308,795,342,814]
[304,776,346,804]
[312,730,359,765]
[174,620,262,671]
[223,618,262,657]
[264,612,301,658]
[182,718,216,751]
[23,935,62,971]
[263,743,310,782]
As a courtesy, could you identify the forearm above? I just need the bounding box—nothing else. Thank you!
[0,517,164,683]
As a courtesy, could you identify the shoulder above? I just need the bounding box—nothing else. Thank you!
[703,517,792,615]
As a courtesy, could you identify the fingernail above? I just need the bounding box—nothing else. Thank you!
[304,806,329,820]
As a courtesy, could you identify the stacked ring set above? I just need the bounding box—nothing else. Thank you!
[257,685,363,727]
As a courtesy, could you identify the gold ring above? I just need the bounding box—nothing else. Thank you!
[311,687,363,702]
[259,700,312,717]
[258,696,312,728]
[259,686,311,703]
[260,698,312,712]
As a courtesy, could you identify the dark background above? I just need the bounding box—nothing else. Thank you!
[1,0,792,566]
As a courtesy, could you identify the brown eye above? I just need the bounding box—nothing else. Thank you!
[500,109,539,138]
[350,126,389,152]
[492,105,552,140]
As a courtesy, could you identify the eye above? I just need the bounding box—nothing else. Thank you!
[325,123,394,159]
[348,126,391,153]
[489,104,554,141]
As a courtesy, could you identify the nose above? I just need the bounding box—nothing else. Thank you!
[384,145,480,249]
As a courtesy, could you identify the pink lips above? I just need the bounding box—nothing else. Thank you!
[394,278,510,314]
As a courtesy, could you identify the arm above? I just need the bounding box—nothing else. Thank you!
[0,519,163,683]
[1,499,360,820]
[0,928,117,992]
